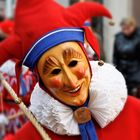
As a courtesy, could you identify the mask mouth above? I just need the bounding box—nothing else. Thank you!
[68,85,81,93]
[63,83,84,97]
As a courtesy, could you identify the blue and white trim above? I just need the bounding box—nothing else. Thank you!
[23,28,84,70]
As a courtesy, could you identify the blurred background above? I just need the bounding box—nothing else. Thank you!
[0,0,140,63]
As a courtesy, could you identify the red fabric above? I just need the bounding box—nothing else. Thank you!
[3,134,14,140]
[0,1,112,66]
[4,96,140,140]
[0,20,14,35]
[83,26,100,58]
[0,35,22,66]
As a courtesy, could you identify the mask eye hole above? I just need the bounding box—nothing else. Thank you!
[68,60,78,67]
[51,69,61,75]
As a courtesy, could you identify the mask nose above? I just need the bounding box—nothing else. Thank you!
[62,66,78,89]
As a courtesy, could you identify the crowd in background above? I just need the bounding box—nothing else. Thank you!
[113,18,140,98]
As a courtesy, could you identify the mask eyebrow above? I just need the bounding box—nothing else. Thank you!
[63,48,82,61]
[43,56,59,74]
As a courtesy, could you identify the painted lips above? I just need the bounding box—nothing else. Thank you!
[69,86,81,93]
[66,84,83,97]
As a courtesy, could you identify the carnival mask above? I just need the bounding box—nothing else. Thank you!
[37,42,91,106]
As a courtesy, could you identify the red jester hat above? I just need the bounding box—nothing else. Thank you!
[0,0,112,70]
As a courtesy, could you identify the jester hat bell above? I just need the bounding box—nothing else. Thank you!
[0,0,112,70]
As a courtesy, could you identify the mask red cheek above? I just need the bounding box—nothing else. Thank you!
[75,65,87,79]
[47,77,62,89]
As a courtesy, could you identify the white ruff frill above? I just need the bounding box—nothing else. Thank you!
[29,61,127,135]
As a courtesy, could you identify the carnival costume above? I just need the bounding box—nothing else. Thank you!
[0,0,140,140]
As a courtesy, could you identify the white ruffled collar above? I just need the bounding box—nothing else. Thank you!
[29,61,127,135]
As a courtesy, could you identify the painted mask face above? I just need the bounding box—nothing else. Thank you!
[37,42,91,106]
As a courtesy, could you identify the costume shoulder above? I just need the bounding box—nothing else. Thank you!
[118,96,140,122]
[125,96,140,114]
[114,95,140,126]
